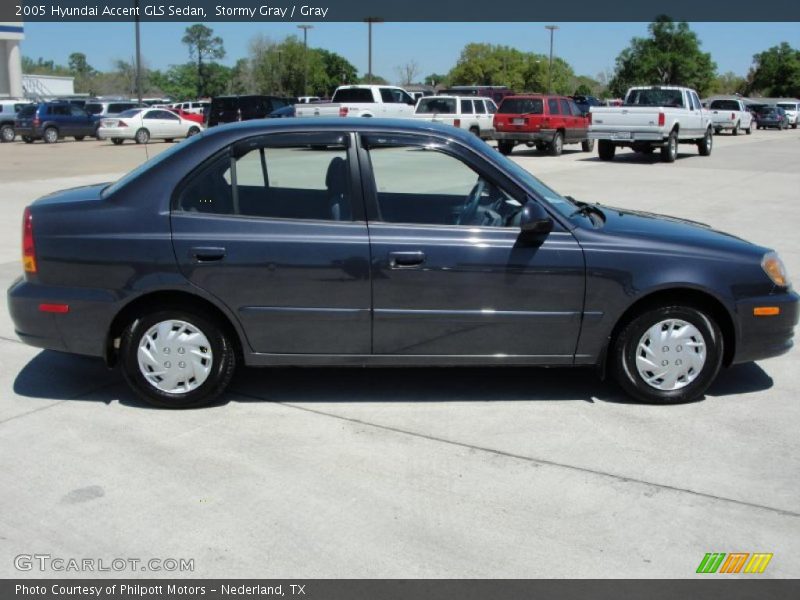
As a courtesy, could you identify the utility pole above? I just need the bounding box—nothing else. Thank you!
[364,17,383,83]
[545,25,558,94]
[297,24,313,96]
[134,0,142,104]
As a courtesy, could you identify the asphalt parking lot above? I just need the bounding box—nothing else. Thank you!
[0,129,798,578]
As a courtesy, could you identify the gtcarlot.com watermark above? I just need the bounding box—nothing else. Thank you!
[14,554,194,573]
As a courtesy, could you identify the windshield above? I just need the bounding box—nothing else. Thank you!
[85,103,104,114]
[102,131,206,198]
[625,88,684,107]
[118,109,144,118]
[416,98,457,114]
[498,98,543,114]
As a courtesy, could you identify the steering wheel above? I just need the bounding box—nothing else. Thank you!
[457,178,486,226]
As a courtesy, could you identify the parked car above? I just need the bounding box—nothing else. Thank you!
[297,96,321,104]
[294,85,416,118]
[85,100,143,118]
[414,95,497,139]
[206,95,294,127]
[9,119,796,408]
[14,102,98,143]
[588,86,713,162]
[168,107,205,125]
[570,95,602,116]
[174,101,210,116]
[494,94,594,156]
[775,101,799,129]
[440,86,516,105]
[0,100,33,143]
[268,105,296,118]
[96,108,202,144]
[755,106,788,130]
[708,99,753,135]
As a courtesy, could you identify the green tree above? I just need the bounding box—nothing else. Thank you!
[608,17,716,97]
[21,56,70,76]
[315,48,358,89]
[182,24,226,97]
[68,52,96,94]
[748,43,800,97]
[709,71,748,95]
[424,73,448,87]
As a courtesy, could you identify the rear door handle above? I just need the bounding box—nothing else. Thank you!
[389,251,426,268]
[191,246,226,262]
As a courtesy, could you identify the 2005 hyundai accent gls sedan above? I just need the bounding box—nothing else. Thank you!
[8,119,798,408]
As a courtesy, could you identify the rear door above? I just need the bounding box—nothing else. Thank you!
[567,98,588,141]
[359,132,585,359]
[546,97,562,141]
[171,131,372,355]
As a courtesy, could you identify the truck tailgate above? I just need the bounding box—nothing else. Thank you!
[590,107,663,130]
[294,103,341,117]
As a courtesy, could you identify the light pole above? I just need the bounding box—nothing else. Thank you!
[364,17,383,83]
[134,0,142,104]
[545,25,558,94]
[297,24,313,96]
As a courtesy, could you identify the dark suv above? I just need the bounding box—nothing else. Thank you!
[206,95,296,127]
[15,102,98,143]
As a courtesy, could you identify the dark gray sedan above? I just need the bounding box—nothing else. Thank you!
[8,119,798,407]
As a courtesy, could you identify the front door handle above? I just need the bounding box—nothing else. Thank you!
[389,251,426,269]
[191,246,226,262]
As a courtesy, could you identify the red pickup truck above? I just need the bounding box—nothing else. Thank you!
[493,94,594,156]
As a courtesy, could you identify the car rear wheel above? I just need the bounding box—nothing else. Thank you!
[661,131,678,162]
[134,128,150,144]
[549,132,564,156]
[597,140,615,161]
[43,127,58,144]
[74,135,85,141]
[1,124,15,143]
[164,138,174,143]
[120,309,236,408]
[732,122,739,136]
[111,138,124,145]
[745,125,752,135]
[187,126,201,137]
[697,128,712,156]
[497,141,514,155]
[612,305,723,404]
[793,123,797,129]
[469,126,480,137]
[581,139,595,152]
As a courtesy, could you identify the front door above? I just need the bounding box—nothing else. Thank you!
[171,131,371,355]
[359,133,585,360]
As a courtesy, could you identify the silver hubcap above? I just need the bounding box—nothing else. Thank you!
[635,319,706,391]
[137,320,213,394]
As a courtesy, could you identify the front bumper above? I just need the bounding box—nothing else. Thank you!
[7,277,116,359]
[733,290,799,364]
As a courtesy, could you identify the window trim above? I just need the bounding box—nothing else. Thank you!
[170,131,366,223]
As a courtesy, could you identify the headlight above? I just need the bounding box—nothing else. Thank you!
[762,252,790,287]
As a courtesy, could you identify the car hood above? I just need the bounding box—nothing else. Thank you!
[586,204,767,257]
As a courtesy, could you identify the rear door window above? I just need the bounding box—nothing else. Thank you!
[548,98,560,114]
[559,98,571,116]
[460,99,474,114]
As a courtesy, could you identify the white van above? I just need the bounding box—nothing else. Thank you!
[775,100,799,129]
[414,95,497,140]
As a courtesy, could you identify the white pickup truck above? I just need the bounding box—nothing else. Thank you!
[413,95,497,139]
[294,85,416,119]
[708,98,753,135]
[588,86,713,163]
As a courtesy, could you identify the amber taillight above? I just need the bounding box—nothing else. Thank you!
[22,207,36,274]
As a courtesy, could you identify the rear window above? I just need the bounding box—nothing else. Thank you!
[709,100,740,111]
[85,103,104,114]
[109,103,135,113]
[118,109,144,118]
[776,103,798,111]
[18,105,37,118]
[213,97,239,111]
[416,98,457,114]
[498,98,543,115]
[332,88,375,103]
[625,88,684,108]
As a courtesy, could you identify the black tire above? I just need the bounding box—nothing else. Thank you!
[187,126,201,137]
[792,123,797,129]
[43,127,58,144]
[74,135,85,141]
[498,140,514,156]
[111,138,124,145]
[597,140,616,161]
[745,125,752,135]
[697,128,713,156]
[134,128,150,144]
[534,142,547,152]
[164,138,174,143]
[120,309,236,409]
[581,138,595,152]
[661,131,678,163]
[22,136,34,144]
[469,126,480,137]
[611,305,723,404]
[548,131,564,156]
[714,128,721,135]
[1,124,15,143]
[732,122,739,136]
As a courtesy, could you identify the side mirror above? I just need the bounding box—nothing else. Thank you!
[520,200,553,235]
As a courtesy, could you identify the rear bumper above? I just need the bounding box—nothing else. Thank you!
[733,291,799,364]
[7,277,116,359]
[13,125,39,138]
[494,130,554,143]
[97,127,135,139]
[588,130,664,142]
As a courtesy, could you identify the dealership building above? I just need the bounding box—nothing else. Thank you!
[0,22,24,98]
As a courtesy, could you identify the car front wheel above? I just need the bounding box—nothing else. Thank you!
[120,310,236,408]
[43,127,58,144]
[612,305,723,403]
[697,128,712,156]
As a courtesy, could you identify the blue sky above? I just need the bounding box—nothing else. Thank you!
[20,22,800,81]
